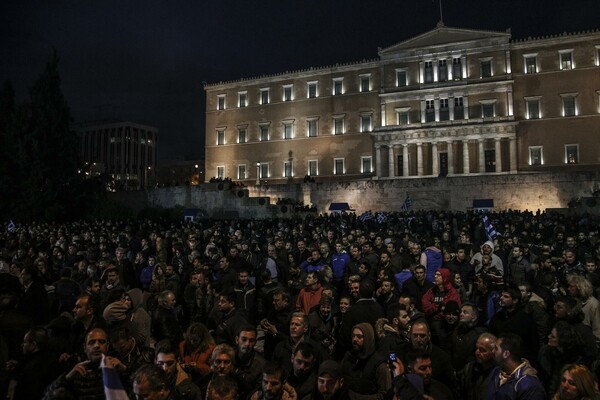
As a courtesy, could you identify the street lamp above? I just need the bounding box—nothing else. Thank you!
[256,162,260,185]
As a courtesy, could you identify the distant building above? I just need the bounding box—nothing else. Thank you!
[156,159,205,187]
[79,120,158,190]
[204,24,600,183]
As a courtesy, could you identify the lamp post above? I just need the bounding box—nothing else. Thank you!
[194,164,199,185]
[256,162,260,185]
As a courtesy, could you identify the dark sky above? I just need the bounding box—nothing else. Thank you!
[2,0,599,160]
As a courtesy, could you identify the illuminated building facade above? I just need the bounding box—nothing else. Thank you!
[204,25,600,183]
[79,120,158,190]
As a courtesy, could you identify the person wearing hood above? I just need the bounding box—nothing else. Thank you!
[486,333,546,400]
[126,288,152,347]
[340,322,391,400]
[422,268,461,344]
[471,241,504,276]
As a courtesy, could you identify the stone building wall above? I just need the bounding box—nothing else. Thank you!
[113,171,600,218]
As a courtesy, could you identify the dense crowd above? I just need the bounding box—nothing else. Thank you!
[1,209,600,400]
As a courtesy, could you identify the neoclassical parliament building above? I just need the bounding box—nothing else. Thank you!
[204,24,600,185]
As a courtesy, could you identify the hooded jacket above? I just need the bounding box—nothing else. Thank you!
[341,322,391,398]
[422,268,461,320]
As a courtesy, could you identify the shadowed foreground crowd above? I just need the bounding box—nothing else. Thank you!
[2,210,600,400]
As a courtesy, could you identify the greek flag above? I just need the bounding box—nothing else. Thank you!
[7,220,15,233]
[400,195,412,212]
[101,355,129,400]
[376,212,387,224]
[483,215,498,241]
[359,210,373,222]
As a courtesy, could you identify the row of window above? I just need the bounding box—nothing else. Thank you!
[529,144,580,166]
[215,115,373,145]
[217,74,372,110]
[524,94,579,119]
[214,157,374,180]
[396,48,599,88]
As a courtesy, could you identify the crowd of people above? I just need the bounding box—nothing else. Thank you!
[1,209,600,400]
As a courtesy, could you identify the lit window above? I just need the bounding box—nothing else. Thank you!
[334,158,345,175]
[260,125,269,141]
[217,95,226,110]
[561,94,577,117]
[454,97,464,120]
[480,59,492,78]
[283,85,293,101]
[238,165,246,179]
[308,160,318,176]
[307,81,318,98]
[438,59,448,82]
[359,74,371,92]
[529,146,543,166]
[333,78,343,95]
[283,161,293,177]
[425,100,435,122]
[481,100,496,118]
[260,88,270,105]
[525,97,541,119]
[238,127,247,143]
[559,50,573,70]
[524,54,537,74]
[283,121,294,139]
[396,108,410,125]
[333,117,344,135]
[565,144,579,164]
[360,115,372,133]
[216,166,225,178]
[452,57,462,80]
[217,129,225,145]
[259,163,269,178]
[361,156,373,173]
[238,92,247,107]
[439,98,449,121]
[424,61,433,83]
[396,69,408,87]
[307,118,318,137]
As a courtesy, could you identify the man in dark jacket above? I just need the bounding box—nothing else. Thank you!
[401,265,434,312]
[214,290,249,346]
[152,290,184,345]
[339,280,384,355]
[340,322,391,399]
[44,328,110,400]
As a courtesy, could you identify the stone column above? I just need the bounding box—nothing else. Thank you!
[417,143,424,176]
[420,99,426,123]
[434,98,440,122]
[375,145,382,178]
[449,96,455,120]
[447,141,454,175]
[388,145,395,177]
[463,141,470,174]
[464,96,470,120]
[478,139,485,173]
[403,144,409,177]
[495,138,502,172]
[509,137,517,172]
[431,142,439,176]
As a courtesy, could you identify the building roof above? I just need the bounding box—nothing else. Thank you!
[379,23,511,55]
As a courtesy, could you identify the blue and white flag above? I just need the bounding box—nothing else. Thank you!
[358,210,373,222]
[376,212,387,224]
[7,220,15,233]
[483,215,498,242]
[101,355,129,400]
[400,195,412,212]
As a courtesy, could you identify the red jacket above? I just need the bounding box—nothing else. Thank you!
[295,284,323,315]
[422,268,461,319]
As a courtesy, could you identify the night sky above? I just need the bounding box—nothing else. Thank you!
[2,0,599,161]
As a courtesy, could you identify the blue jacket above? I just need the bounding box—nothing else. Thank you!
[331,252,350,282]
[486,361,546,400]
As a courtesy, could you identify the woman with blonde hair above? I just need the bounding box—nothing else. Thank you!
[552,363,600,400]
